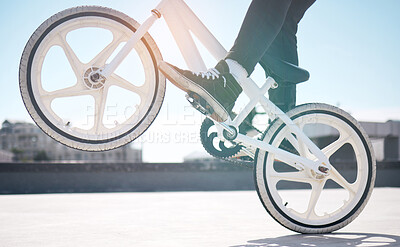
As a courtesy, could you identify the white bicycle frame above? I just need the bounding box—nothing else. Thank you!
[100,0,331,174]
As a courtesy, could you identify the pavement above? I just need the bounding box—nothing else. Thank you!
[0,188,399,247]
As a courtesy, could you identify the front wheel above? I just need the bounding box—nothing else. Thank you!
[255,103,376,233]
[19,6,166,151]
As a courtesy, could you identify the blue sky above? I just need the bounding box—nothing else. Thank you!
[1,0,399,162]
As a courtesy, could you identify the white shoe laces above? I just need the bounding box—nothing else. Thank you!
[192,68,227,87]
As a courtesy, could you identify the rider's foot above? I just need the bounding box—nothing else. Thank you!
[158,60,243,122]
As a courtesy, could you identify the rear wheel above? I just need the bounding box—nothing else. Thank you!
[255,103,376,233]
[19,6,165,151]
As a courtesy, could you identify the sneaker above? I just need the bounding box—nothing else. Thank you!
[158,60,242,122]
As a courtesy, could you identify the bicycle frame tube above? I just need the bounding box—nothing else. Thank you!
[234,77,331,170]
[162,0,227,71]
[101,10,160,78]
[102,0,226,77]
[216,76,329,172]
[100,0,331,172]
[235,133,316,171]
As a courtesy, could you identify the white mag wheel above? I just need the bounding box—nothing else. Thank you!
[19,6,166,151]
[255,103,376,233]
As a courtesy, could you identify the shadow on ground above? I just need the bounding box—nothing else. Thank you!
[232,232,399,247]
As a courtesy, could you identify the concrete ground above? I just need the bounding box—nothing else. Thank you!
[0,188,399,247]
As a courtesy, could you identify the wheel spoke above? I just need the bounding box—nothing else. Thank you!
[58,34,83,79]
[88,33,126,67]
[108,74,147,96]
[41,84,88,100]
[305,180,326,219]
[270,171,314,184]
[329,166,356,196]
[322,134,351,158]
[92,88,109,134]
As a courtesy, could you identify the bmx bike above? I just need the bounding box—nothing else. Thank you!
[19,0,376,233]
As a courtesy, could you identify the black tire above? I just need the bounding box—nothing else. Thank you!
[254,103,376,233]
[19,6,166,151]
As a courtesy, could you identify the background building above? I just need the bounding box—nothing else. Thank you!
[0,120,142,163]
[361,121,400,162]
[0,149,13,162]
[2,119,399,164]
[303,120,400,163]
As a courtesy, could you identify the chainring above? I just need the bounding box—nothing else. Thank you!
[200,118,242,158]
[199,108,301,168]
[200,118,257,168]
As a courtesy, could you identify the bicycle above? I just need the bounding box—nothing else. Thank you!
[19,0,376,233]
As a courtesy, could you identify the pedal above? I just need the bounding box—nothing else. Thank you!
[185,92,214,117]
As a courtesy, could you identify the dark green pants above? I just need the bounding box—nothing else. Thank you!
[226,0,316,112]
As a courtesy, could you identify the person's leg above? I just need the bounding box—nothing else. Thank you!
[261,0,316,112]
[261,28,298,113]
[158,0,313,122]
[159,0,293,122]
[225,0,292,76]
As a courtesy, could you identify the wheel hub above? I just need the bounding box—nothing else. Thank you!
[83,67,106,89]
[309,169,326,180]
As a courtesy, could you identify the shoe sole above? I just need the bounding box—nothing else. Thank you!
[158,61,228,122]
